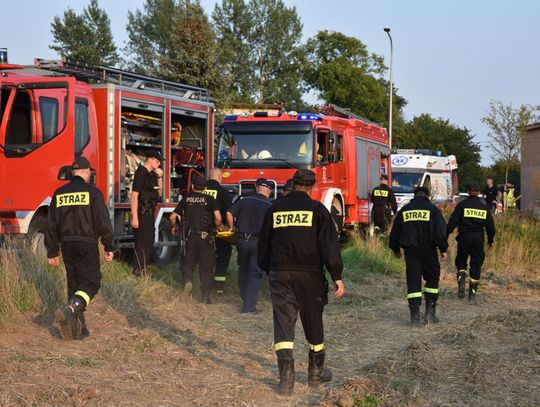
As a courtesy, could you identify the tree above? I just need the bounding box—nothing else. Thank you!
[398,114,482,191]
[212,0,305,109]
[481,100,540,185]
[50,0,119,66]
[125,0,221,91]
[303,30,406,126]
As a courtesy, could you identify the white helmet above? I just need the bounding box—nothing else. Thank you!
[257,150,272,159]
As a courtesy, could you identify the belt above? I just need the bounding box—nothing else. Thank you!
[189,230,213,239]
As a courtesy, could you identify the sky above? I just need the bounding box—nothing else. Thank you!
[2,0,539,166]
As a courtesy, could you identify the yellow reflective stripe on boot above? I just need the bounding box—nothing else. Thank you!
[407,292,422,299]
[74,290,90,306]
[423,287,439,294]
[458,269,467,273]
[469,277,480,283]
[275,341,294,351]
[309,343,325,352]
[214,276,226,282]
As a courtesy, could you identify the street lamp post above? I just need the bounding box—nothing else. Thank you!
[384,27,393,150]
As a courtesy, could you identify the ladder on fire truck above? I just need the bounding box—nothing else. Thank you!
[34,58,211,102]
[316,103,381,127]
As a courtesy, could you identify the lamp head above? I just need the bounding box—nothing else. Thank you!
[384,27,391,33]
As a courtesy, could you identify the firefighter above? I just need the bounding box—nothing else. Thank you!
[226,178,272,313]
[447,184,496,303]
[131,150,163,276]
[204,169,233,295]
[370,174,397,233]
[389,186,448,325]
[282,178,293,197]
[45,157,114,340]
[258,169,345,395]
[170,175,222,304]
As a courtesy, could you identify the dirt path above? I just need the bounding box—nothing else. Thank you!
[1,270,539,406]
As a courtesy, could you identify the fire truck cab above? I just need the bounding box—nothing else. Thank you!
[213,105,391,230]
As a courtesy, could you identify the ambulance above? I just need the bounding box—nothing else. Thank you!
[390,149,458,210]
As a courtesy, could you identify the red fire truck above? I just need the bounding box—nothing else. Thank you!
[0,57,214,262]
[213,105,391,230]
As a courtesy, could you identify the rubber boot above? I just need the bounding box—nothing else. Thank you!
[59,296,85,340]
[277,357,294,395]
[308,350,332,388]
[77,311,90,339]
[424,299,439,324]
[469,282,479,304]
[457,271,467,298]
[409,305,421,325]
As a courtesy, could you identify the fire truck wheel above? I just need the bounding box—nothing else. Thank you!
[28,214,48,256]
[153,217,176,264]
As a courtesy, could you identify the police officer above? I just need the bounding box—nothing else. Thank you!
[258,169,345,395]
[227,178,272,313]
[447,184,496,303]
[204,169,233,294]
[45,157,114,340]
[389,186,448,325]
[131,150,163,276]
[170,175,222,304]
[370,174,397,233]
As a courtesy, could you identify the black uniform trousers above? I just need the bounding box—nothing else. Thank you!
[372,205,390,232]
[62,241,101,306]
[237,237,264,313]
[214,239,232,292]
[183,234,216,300]
[455,233,485,282]
[405,249,440,306]
[269,270,328,358]
[133,213,154,274]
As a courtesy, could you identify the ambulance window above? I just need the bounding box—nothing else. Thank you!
[39,97,59,142]
[75,98,90,154]
[5,90,32,145]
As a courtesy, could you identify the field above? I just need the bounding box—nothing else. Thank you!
[0,213,539,406]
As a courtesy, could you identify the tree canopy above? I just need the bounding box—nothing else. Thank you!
[50,0,119,66]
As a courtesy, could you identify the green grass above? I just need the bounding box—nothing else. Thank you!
[353,394,382,407]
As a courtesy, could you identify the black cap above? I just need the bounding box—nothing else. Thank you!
[71,156,92,170]
[414,186,430,196]
[468,183,481,192]
[256,178,272,189]
[293,169,316,186]
[146,150,163,161]
[380,174,388,181]
[192,175,206,189]
[283,178,293,191]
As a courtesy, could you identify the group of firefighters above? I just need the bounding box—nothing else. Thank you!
[44,150,496,395]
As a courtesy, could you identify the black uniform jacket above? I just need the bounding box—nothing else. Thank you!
[204,179,232,220]
[389,196,448,255]
[447,196,496,243]
[45,176,114,258]
[370,184,398,213]
[173,191,220,233]
[257,191,343,281]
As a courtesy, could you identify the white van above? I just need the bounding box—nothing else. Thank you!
[391,149,458,210]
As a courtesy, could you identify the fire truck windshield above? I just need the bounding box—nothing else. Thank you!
[217,129,314,169]
[392,172,423,194]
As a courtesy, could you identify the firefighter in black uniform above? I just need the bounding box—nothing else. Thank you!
[447,184,496,303]
[370,174,397,233]
[204,169,233,294]
[170,175,222,304]
[131,150,163,276]
[45,157,114,340]
[258,169,345,395]
[227,177,272,313]
[389,186,448,325]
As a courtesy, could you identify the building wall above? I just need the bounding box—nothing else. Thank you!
[521,126,540,212]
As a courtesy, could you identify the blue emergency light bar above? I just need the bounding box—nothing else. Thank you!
[223,115,238,121]
[298,113,322,121]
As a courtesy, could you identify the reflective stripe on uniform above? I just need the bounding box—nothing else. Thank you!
[423,287,439,294]
[403,210,430,222]
[203,189,218,199]
[309,343,324,352]
[469,277,480,283]
[273,211,313,228]
[275,341,294,351]
[214,276,226,282]
[74,290,91,306]
[464,208,487,219]
[374,189,389,197]
[407,292,423,299]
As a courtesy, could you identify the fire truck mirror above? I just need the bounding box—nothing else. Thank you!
[57,165,72,182]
